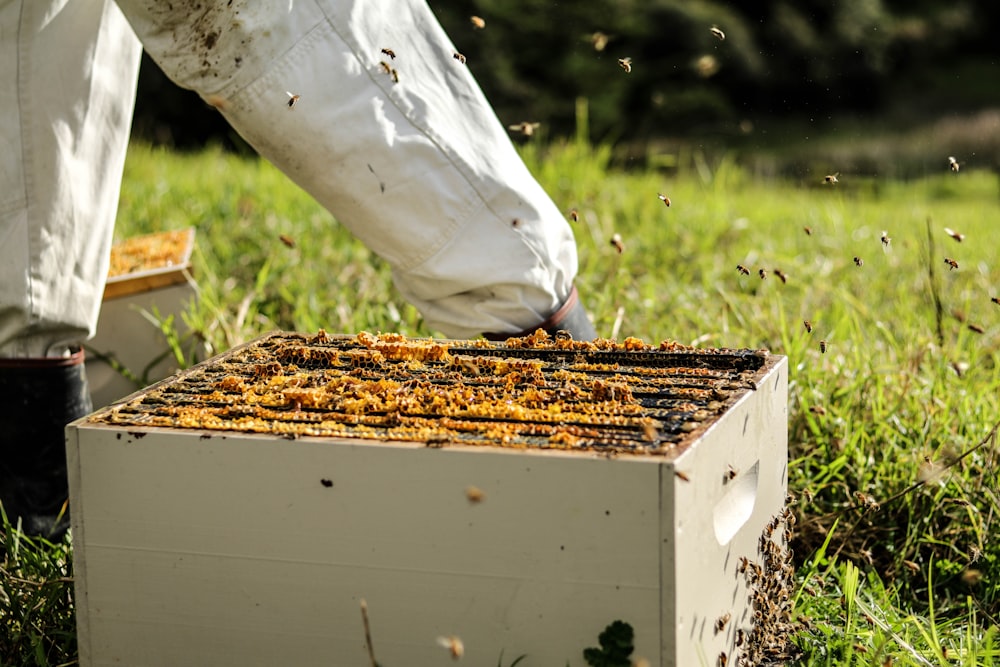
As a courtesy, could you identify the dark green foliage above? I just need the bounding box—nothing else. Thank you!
[0,509,76,667]
[583,620,634,667]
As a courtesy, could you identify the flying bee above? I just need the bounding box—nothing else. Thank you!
[758,268,767,280]
[590,31,610,51]
[286,91,300,108]
[610,233,624,253]
[379,61,392,74]
[725,465,738,481]
[453,52,467,64]
[470,15,486,29]
[658,193,671,206]
[944,257,959,270]
[819,339,828,353]
[968,323,985,334]
[803,225,813,235]
[992,297,1000,305]
[823,173,839,184]
[511,218,522,228]
[715,612,731,633]
[736,264,750,276]
[803,320,813,333]
[381,47,396,59]
[465,485,485,503]
[710,26,726,41]
[436,635,464,660]
[675,470,691,482]
[773,268,788,283]
[618,57,632,73]
[279,234,296,249]
[809,405,826,415]
[948,156,960,172]
[853,256,864,267]
[508,121,541,137]
[568,208,579,222]
[880,231,891,247]
[944,227,964,242]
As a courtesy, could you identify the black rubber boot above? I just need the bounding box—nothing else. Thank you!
[0,348,92,540]
[484,285,598,342]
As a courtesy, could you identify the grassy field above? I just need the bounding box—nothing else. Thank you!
[2,137,999,665]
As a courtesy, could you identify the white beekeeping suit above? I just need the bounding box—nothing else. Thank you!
[0,0,596,537]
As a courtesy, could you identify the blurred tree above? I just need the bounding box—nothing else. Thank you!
[128,0,1000,150]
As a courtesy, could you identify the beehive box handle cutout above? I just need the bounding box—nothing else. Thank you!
[713,460,759,545]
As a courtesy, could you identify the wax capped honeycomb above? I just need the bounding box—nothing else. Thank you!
[93,330,770,456]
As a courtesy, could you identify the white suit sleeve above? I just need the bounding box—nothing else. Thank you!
[115,0,580,339]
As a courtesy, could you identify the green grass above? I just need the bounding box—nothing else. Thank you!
[3,138,999,665]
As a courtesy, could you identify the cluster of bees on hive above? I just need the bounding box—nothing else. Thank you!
[720,504,798,666]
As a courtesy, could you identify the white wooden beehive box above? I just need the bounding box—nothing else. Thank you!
[86,228,198,408]
[67,331,789,667]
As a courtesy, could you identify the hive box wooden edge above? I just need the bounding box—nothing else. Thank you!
[67,351,787,667]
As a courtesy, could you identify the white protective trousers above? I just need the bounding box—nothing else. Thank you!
[0,0,579,357]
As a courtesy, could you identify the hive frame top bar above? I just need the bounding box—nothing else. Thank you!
[85,330,780,458]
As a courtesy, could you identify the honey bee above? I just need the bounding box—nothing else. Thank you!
[618,57,632,73]
[968,323,985,334]
[718,652,728,667]
[803,320,813,333]
[286,91,300,108]
[737,556,749,574]
[944,257,959,270]
[715,612,731,633]
[962,568,983,585]
[379,61,392,74]
[279,234,296,248]
[853,256,864,267]
[992,297,1000,305]
[823,173,839,184]
[390,68,399,83]
[320,478,333,488]
[758,268,767,280]
[944,227,964,242]
[470,15,486,29]
[735,629,746,646]
[511,218,522,228]
[819,339,828,354]
[880,231,891,247]
[853,644,868,654]
[809,405,826,415]
[803,226,813,235]
[773,268,788,283]
[453,52,467,64]
[675,470,691,482]
[658,193,671,206]
[710,26,726,41]
[725,464,738,481]
[642,419,659,442]
[736,264,750,276]
[590,31,610,52]
[381,47,396,59]
[948,156,960,172]
[508,121,541,137]
[569,208,579,222]
[436,635,465,659]
[465,485,485,503]
[610,233,624,253]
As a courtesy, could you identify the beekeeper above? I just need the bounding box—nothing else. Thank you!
[0,0,597,537]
